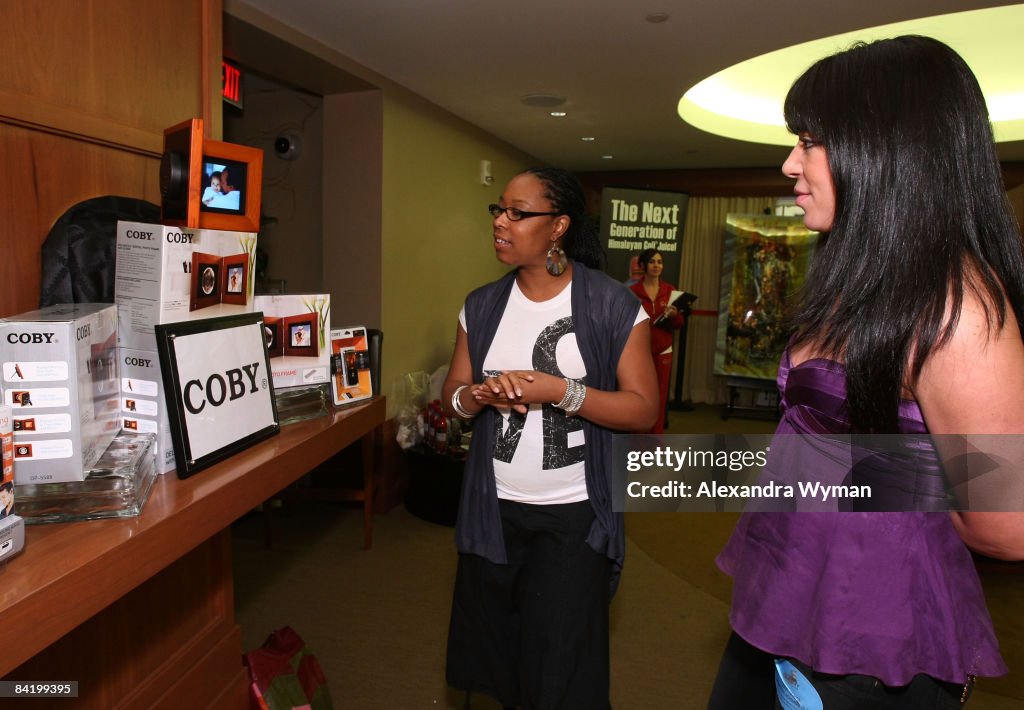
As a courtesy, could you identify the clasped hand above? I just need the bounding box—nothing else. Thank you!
[472,370,559,414]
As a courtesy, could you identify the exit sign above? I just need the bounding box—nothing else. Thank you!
[222,60,243,109]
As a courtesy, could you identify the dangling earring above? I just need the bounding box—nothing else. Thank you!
[546,242,568,276]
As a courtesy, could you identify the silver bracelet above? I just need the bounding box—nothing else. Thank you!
[451,384,475,419]
[555,377,586,416]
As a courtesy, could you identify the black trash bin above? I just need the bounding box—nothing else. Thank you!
[404,445,464,527]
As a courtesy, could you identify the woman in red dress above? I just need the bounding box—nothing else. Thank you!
[629,249,684,433]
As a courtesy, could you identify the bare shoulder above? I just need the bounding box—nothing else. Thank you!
[916,287,1024,434]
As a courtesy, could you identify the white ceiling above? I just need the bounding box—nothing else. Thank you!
[231,0,1024,172]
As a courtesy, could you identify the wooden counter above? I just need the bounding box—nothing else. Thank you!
[0,396,385,708]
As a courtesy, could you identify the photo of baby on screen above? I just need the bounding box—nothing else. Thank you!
[200,160,244,213]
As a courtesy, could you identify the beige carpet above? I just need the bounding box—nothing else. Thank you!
[233,405,1022,709]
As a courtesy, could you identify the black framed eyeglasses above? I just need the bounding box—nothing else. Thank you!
[488,204,560,221]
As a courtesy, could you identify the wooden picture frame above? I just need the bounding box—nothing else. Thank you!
[155,312,279,479]
[198,139,263,233]
[220,253,249,305]
[189,251,251,311]
[190,252,223,311]
[282,313,319,357]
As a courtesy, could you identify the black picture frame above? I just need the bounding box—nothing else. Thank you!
[155,312,279,479]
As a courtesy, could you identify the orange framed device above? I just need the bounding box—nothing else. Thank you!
[160,120,264,233]
[160,118,204,228]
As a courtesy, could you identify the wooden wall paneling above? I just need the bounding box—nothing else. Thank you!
[0,125,161,317]
[0,1,206,140]
[0,0,223,318]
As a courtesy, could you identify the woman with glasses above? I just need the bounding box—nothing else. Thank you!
[709,36,1024,709]
[629,248,684,433]
[443,166,658,709]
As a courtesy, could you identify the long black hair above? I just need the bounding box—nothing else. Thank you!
[525,167,605,269]
[784,35,1024,432]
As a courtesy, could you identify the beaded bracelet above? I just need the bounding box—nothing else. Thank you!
[556,377,586,416]
[451,384,475,419]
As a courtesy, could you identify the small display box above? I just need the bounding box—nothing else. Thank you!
[114,220,258,351]
[330,326,373,406]
[0,304,120,484]
[253,294,331,390]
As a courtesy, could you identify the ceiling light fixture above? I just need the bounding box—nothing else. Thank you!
[678,5,1024,145]
[645,13,670,24]
[550,111,567,117]
[521,93,566,108]
[581,136,595,142]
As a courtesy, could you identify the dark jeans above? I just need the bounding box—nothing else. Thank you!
[708,632,971,709]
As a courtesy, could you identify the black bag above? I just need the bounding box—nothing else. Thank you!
[40,195,159,307]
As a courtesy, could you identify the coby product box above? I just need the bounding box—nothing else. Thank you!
[253,294,331,390]
[1,404,14,517]
[0,304,120,484]
[118,347,176,474]
[115,220,258,351]
[330,326,373,406]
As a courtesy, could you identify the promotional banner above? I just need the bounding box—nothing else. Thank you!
[599,187,688,285]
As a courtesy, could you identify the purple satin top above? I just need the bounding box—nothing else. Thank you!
[717,351,1006,685]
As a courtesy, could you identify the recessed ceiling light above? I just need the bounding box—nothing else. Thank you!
[521,93,566,107]
[645,13,670,24]
[602,155,614,160]
[581,136,595,142]
[550,111,567,117]
[678,5,1024,145]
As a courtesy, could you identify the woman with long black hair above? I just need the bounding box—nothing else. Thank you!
[710,36,1024,709]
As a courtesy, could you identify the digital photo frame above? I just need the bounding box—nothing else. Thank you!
[159,119,263,232]
[282,313,318,357]
[189,251,251,311]
[220,253,249,305]
[198,139,263,232]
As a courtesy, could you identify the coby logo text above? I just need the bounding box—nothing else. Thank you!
[183,363,261,414]
[124,356,152,368]
[124,229,153,240]
[7,332,55,344]
[166,231,194,244]
[76,324,91,341]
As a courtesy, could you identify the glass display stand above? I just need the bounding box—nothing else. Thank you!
[274,383,329,426]
[16,432,157,524]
